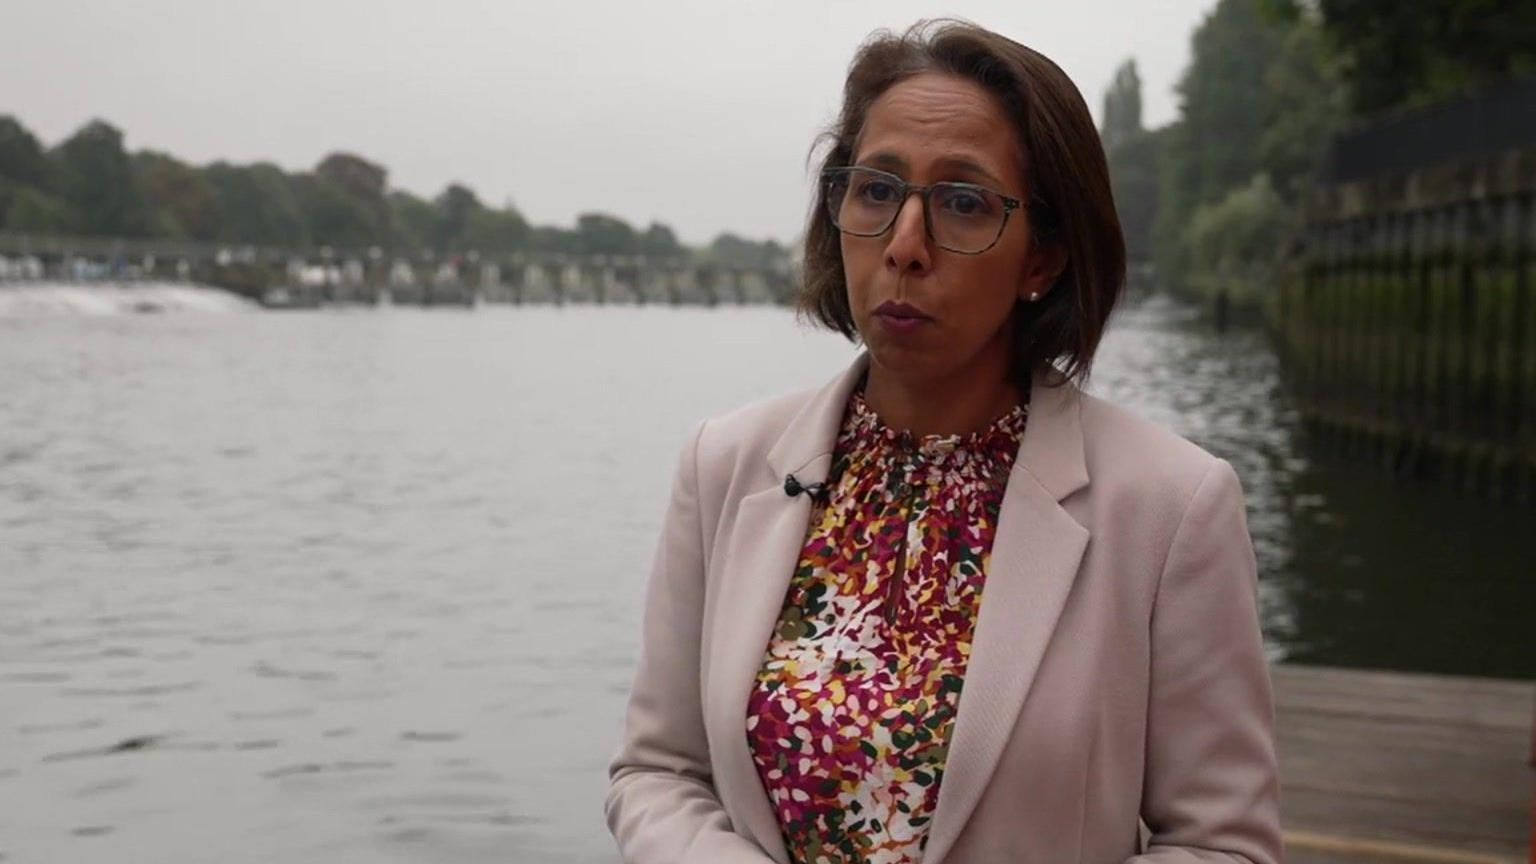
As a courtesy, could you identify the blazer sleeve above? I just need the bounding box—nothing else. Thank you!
[1129,458,1284,864]
[605,420,778,863]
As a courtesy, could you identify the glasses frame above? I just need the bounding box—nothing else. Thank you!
[821,165,1026,255]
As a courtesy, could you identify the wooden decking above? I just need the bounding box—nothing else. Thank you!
[1276,664,1534,863]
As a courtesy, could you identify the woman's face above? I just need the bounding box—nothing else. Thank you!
[840,71,1060,387]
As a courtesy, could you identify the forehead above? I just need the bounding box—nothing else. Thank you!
[853,72,1023,186]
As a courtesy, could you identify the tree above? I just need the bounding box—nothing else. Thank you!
[1100,60,1161,266]
[0,115,57,192]
[1257,14,1347,201]
[1153,0,1287,285]
[464,206,529,253]
[315,152,391,240]
[1101,60,1145,153]
[51,119,153,237]
[528,225,580,254]
[0,112,730,264]
[388,190,436,249]
[134,151,219,240]
[1187,173,1288,305]
[292,172,380,248]
[434,183,483,249]
[639,221,684,257]
[316,152,387,204]
[2,182,70,233]
[576,212,638,255]
[1313,0,1536,114]
[205,161,308,247]
[706,233,788,268]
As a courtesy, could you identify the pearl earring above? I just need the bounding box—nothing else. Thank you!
[1028,292,1040,301]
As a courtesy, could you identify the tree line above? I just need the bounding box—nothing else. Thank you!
[0,117,787,268]
[1099,0,1535,311]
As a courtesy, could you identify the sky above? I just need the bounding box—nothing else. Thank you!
[1,0,1217,246]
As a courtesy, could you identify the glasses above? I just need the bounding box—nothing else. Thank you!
[822,166,1024,255]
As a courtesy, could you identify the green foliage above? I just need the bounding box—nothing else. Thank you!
[1258,16,1348,201]
[1316,0,1536,114]
[387,191,436,249]
[639,222,684,257]
[315,152,392,241]
[0,114,766,268]
[0,115,58,192]
[1100,60,1161,266]
[205,161,308,247]
[463,206,529,253]
[1178,0,1286,202]
[576,212,638,255]
[1187,173,1289,305]
[50,119,154,237]
[528,224,580,254]
[134,151,219,240]
[3,182,70,233]
[292,172,380,248]
[1153,0,1286,287]
[1105,0,1517,316]
[315,152,387,205]
[1106,129,1162,267]
[1100,60,1144,153]
[706,233,786,268]
[433,183,483,249]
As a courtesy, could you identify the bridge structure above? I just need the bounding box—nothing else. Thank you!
[0,232,798,307]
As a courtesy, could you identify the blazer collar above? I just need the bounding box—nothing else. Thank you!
[766,350,1089,503]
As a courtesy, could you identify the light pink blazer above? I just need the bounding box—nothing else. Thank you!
[606,352,1282,864]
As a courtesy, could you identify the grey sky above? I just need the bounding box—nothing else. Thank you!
[2,0,1216,246]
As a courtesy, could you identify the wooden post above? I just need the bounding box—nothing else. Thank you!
[1523,194,1536,500]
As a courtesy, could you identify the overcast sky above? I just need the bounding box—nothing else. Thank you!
[2,0,1216,246]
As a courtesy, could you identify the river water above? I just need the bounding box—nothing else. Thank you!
[1,293,1530,863]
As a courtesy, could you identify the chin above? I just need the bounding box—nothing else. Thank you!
[866,340,947,381]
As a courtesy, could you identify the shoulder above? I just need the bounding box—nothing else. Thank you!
[690,384,819,483]
[1065,388,1251,594]
[1073,387,1237,507]
[700,385,817,449]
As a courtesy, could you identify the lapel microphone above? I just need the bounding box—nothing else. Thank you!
[783,473,831,505]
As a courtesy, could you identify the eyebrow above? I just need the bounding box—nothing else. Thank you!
[856,150,1012,192]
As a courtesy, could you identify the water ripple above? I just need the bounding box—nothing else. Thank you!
[1,301,1529,864]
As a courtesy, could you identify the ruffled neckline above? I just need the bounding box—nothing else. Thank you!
[842,387,1028,470]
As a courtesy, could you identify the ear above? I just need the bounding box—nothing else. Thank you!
[1017,241,1067,303]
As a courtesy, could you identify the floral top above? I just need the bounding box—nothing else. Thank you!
[745,385,1028,864]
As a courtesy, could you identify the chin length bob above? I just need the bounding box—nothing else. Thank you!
[798,19,1126,385]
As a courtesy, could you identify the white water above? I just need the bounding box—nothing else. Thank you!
[0,282,258,318]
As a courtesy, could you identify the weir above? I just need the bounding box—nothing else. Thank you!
[0,233,796,308]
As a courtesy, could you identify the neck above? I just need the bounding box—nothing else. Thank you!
[861,348,1023,438]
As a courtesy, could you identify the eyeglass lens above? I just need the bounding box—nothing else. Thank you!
[826,168,1008,254]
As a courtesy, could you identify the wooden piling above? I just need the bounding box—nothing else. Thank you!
[1289,140,1536,499]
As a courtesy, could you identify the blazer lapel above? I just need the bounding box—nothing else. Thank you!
[702,356,1090,864]
[922,368,1091,864]
[704,352,871,864]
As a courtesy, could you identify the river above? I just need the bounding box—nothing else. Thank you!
[1,293,1530,863]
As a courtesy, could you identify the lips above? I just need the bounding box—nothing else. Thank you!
[874,301,933,321]
[872,300,934,336]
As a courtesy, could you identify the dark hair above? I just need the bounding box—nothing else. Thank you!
[797,19,1126,385]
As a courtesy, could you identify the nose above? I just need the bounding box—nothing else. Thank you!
[883,192,932,275]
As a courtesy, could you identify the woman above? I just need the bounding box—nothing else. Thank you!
[607,20,1281,864]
